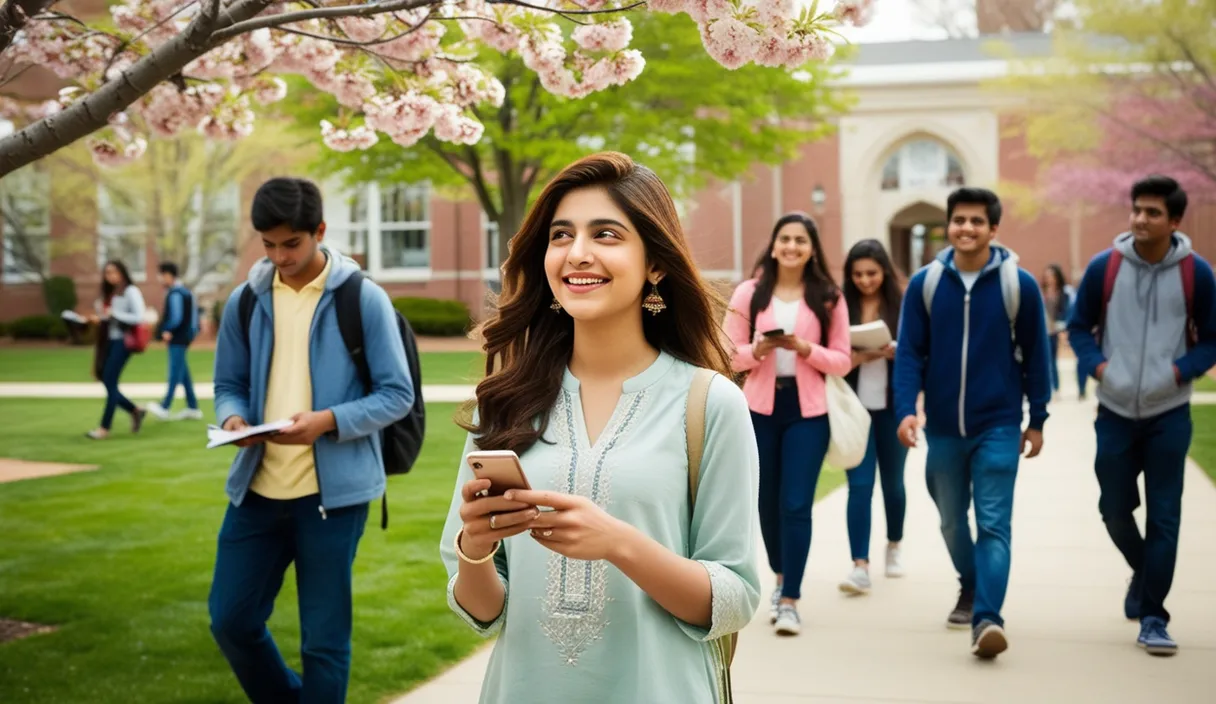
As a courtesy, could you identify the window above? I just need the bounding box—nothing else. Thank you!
[1,164,51,283]
[97,185,148,279]
[484,210,500,279]
[880,139,966,192]
[378,183,430,270]
[188,182,241,294]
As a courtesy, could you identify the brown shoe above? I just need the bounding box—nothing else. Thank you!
[131,408,146,434]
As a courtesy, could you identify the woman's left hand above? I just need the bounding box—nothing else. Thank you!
[787,336,812,357]
[504,489,630,562]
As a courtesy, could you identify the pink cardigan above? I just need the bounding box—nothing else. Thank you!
[725,278,852,418]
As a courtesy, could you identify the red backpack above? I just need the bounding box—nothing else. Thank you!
[1098,249,1197,348]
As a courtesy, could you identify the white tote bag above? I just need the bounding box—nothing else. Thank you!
[824,375,872,470]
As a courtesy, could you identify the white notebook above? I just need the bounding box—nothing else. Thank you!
[849,320,893,351]
[206,419,293,449]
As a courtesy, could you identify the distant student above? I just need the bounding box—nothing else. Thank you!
[146,261,202,421]
[1067,175,1216,657]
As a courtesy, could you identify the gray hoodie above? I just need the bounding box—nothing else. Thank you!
[1091,231,1195,419]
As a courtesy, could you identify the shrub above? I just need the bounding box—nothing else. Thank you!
[42,275,78,317]
[392,297,471,337]
[212,299,224,329]
[9,315,69,340]
[0,320,8,338]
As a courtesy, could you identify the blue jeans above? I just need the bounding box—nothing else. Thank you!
[161,344,198,410]
[845,408,908,561]
[751,382,830,601]
[925,425,1021,627]
[1077,362,1089,398]
[1094,404,1190,623]
[1048,334,1060,392]
[209,492,369,703]
[100,339,136,430]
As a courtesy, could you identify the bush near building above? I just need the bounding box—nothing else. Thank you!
[393,297,471,337]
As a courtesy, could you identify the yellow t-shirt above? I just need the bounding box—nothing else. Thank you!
[248,257,331,499]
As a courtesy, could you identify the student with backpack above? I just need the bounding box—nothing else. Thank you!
[894,187,1052,660]
[209,177,415,702]
[1067,175,1216,657]
[146,261,203,421]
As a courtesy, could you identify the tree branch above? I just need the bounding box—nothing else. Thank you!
[210,0,438,44]
[0,0,57,57]
[0,0,273,176]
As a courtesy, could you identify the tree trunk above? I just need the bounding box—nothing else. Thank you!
[495,187,528,271]
[0,0,271,177]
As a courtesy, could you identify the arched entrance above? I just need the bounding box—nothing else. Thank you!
[888,202,947,276]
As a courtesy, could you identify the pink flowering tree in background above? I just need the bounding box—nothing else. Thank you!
[999,0,1215,207]
[0,0,875,177]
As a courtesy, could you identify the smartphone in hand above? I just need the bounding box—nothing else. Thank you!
[466,450,532,497]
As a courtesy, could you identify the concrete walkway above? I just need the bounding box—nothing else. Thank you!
[0,382,479,403]
[392,370,1216,703]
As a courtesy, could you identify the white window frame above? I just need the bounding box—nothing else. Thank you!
[1,163,52,284]
[97,185,148,282]
[482,209,501,282]
[880,139,966,192]
[186,182,241,296]
[324,180,432,282]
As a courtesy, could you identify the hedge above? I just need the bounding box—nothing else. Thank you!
[392,297,471,337]
[9,315,69,340]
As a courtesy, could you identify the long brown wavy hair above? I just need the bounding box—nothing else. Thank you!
[461,152,732,455]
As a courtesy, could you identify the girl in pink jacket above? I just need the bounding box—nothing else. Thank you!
[724,212,851,636]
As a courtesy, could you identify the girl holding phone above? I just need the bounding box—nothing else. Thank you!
[723,212,851,636]
[838,239,908,595]
[439,153,760,704]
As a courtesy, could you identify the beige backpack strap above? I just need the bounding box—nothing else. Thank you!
[686,368,715,507]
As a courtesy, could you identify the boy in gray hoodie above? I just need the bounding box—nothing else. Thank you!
[1068,175,1216,656]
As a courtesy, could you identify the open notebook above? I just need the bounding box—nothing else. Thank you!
[206,419,293,449]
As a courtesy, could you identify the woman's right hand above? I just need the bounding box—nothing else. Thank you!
[752,336,776,360]
[458,478,540,560]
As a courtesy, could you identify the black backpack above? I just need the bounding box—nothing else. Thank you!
[238,271,425,529]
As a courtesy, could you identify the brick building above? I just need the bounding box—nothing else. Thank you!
[2,22,1213,323]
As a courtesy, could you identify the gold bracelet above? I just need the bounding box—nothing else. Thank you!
[455,528,499,565]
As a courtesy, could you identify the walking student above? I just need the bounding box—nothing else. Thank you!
[146,261,202,421]
[838,239,908,595]
[724,211,852,636]
[440,152,760,704]
[1067,174,1216,656]
[894,187,1052,659]
[85,260,147,440]
[209,177,414,702]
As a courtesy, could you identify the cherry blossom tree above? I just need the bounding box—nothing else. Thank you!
[0,0,874,178]
[1000,0,1215,204]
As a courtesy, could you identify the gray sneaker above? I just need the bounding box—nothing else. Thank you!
[971,620,1008,659]
[947,589,974,630]
[885,545,905,578]
[768,586,781,624]
[774,603,801,636]
[838,566,872,595]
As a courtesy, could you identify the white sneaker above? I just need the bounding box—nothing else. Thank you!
[838,566,872,595]
[768,586,782,624]
[145,402,170,420]
[885,545,905,578]
[173,408,204,421]
[774,603,801,636]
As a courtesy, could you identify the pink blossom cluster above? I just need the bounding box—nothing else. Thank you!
[2,0,873,167]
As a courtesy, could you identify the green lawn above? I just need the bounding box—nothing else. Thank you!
[0,400,482,704]
[1194,375,1216,393]
[0,397,848,703]
[0,347,484,385]
[1189,405,1216,486]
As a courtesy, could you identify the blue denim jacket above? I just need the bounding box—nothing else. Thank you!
[212,246,414,511]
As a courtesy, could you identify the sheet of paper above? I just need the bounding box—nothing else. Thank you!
[60,310,87,325]
[849,320,893,351]
[206,419,293,449]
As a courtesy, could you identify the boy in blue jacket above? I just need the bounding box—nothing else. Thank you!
[1067,175,1216,657]
[894,187,1051,660]
[208,177,414,702]
[147,261,202,421]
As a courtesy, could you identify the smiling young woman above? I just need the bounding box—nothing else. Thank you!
[439,152,761,704]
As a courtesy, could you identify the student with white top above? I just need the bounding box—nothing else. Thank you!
[837,239,908,595]
[724,212,852,636]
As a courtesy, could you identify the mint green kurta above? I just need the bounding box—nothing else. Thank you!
[439,352,761,704]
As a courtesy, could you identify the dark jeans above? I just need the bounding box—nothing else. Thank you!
[845,408,908,562]
[162,344,198,410]
[209,492,369,703]
[925,425,1021,627]
[751,382,830,601]
[100,339,136,430]
[1094,404,1191,623]
[1048,334,1061,392]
